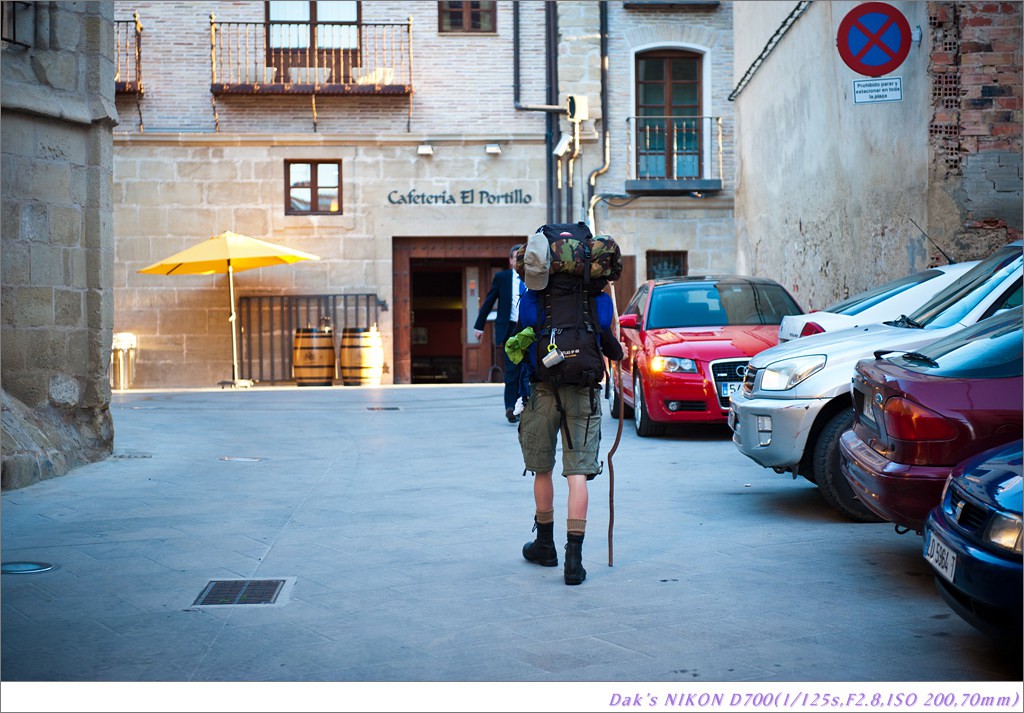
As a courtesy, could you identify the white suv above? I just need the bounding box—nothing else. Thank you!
[728,241,1023,521]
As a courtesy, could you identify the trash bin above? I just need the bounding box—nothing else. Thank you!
[293,327,336,386]
[339,324,384,386]
[110,332,138,390]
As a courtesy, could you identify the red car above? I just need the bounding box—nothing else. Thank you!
[610,275,803,436]
[840,306,1024,534]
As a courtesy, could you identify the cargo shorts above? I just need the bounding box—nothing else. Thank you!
[519,382,603,479]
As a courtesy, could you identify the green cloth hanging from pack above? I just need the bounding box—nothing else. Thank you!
[504,327,536,365]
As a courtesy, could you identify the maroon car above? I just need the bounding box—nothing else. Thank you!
[840,306,1024,534]
[611,275,802,436]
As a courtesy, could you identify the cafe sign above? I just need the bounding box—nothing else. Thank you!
[387,188,534,205]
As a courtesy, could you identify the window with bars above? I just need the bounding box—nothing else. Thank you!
[266,0,360,82]
[286,160,342,215]
[1,1,33,47]
[268,0,359,49]
[647,251,688,279]
[438,1,496,33]
[635,50,703,180]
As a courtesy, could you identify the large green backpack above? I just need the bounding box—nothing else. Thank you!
[515,222,623,282]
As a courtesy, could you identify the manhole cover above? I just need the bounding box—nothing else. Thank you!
[193,579,286,606]
[219,456,265,462]
[1,561,54,574]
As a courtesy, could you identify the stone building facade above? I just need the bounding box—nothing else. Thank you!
[731,1,1022,310]
[1,1,118,489]
[112,0,736,388]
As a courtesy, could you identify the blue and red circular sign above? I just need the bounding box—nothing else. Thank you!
[837,2,911,77]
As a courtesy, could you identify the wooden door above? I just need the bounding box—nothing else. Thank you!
[461,262,491,383]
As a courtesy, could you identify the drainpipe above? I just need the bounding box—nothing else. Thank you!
[513,0,565,224]
[586,1,611,231]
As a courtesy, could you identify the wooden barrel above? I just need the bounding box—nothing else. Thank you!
[339,325,384,386]
[293,328,336,386]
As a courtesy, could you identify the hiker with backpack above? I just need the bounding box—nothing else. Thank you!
[506,224,624,585]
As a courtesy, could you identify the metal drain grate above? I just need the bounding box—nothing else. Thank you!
[193,579,285,606]
[112,452,153,459]
[366,406,400,411]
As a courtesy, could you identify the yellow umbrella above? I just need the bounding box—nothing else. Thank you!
[138,230,320,387]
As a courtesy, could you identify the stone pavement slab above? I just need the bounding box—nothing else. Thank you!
[1,385,1020,711]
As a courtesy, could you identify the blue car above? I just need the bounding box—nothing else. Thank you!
[923,439,1023,644]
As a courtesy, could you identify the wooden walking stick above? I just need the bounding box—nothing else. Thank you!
[606,282,625,567]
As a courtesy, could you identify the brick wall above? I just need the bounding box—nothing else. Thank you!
[927,0,1023,261]
[114,1,548,135]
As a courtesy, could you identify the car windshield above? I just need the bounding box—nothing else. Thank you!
[891,306,1023,379]
[825,269,943,316]
[906,244,1022,328]
[645,282,802,329]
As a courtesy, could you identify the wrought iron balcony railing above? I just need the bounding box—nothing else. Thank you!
[625,115,724,194]
[115,12,144,94]
[209,16,412,95]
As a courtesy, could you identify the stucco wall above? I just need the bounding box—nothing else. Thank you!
[733,1,1022,310]
[1,1,118,489]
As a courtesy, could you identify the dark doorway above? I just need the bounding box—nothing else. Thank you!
[410,263,463,383]
[393,237,522,384]
[407,256,508,384]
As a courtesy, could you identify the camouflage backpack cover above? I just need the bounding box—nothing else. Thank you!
[515,222,623,283]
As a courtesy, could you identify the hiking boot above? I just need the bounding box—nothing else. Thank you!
[506,408,518,424]
[564,537,586,585]
[522,519,557,567]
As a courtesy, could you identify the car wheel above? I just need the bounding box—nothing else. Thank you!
[607,373,633,420]
[633,373,663,437]
[813,409,884,523]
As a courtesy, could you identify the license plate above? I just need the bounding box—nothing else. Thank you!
[861,395,876,425]
[721,382,741,399]
[924,528,956,583]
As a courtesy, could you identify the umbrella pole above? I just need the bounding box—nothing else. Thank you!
[228,260,240,383]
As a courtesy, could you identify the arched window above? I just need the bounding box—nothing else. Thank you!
[635,49,703,180]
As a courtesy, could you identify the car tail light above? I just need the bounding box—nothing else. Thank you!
[799,322,825,338]
[882,397,958,441]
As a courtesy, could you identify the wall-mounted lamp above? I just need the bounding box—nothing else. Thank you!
[417,144,434,156]
[485,143,502,155]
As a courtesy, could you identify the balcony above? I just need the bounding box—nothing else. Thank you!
[115,12,144,95]
[625,115,724,195]
[209,17,412,96]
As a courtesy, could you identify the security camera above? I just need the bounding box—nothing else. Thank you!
[553,133,572,157]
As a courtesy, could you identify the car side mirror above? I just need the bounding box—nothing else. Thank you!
[618,313,639,330]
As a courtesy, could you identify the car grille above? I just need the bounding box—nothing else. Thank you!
[949,485,990,533]
[741,364,758,396]
[711,359,749,409]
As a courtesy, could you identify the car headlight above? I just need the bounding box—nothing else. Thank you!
[758,355,827,391]
[650,356,697,374]
[985,512,1023,555]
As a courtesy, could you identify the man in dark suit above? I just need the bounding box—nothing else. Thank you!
[474,244,525,423]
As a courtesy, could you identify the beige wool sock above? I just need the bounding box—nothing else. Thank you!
[536,509,554,524]
[567,518,586,535]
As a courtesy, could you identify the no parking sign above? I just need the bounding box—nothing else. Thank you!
[837,2,911,77]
